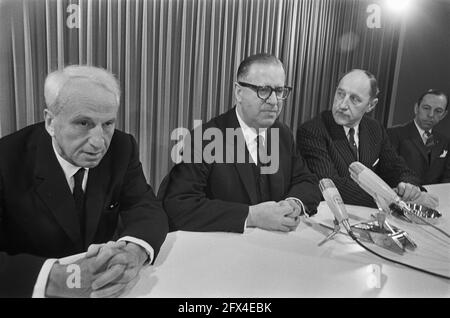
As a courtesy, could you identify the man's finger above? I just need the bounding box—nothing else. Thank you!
[90,282,127,298]
[119,274,140,298]
[109,267,138,284]
[281,216,298,227]
[86,244,105,258]
[403,185,414,200]
[276,205,294,215]
[397,182,405,197]
[92,264,126,290]
[278,225,291,232]
[92,244,125,269]
[106,252,132,268]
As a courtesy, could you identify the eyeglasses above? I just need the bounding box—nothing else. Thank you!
[237,81,292,100]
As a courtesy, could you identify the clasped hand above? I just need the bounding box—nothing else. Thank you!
[247,199,302,232]
[46,241,147,298]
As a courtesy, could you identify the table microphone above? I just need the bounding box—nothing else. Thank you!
[319,178,352,234]
[348,161,411,212]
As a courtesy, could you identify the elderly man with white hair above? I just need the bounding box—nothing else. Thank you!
[0,65,168,298]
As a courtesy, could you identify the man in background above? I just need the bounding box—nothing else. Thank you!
[0,65,168,297]
[160,53,321,233]
[388,89,450,185]
[297,69,438,208]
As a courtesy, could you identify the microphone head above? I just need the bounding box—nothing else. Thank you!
[348,162,399,204]
[319,178,349,223]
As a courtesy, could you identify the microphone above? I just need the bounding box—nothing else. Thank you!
[349,162,411,212]
[319,178,352,233]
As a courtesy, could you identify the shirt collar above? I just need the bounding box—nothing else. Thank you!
[235,107,266,142]
[413,119,431,136]
[343,124,359,137]
[52,140,88,180]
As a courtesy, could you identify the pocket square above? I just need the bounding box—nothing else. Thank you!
[107,202,119,209]
[372,158,379,167]
[440,150,448,158]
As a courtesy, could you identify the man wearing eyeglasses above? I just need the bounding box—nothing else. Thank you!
[160,53,321,233]
[297,69,438,208]
[388,89,450,185]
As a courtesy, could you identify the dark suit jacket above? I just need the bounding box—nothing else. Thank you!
[388,121,450,185]
[297,110,421,207]
[0,123,168,297]
[160,107,321,232]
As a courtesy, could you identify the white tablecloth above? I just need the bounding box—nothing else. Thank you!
[127,183,450,298]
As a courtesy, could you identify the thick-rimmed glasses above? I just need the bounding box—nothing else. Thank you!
[237,81,292,100]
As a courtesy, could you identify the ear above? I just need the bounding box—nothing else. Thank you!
[414,103,419,116]
[234,82,243,103]
[44,109,56,137]
[367,98,378,112]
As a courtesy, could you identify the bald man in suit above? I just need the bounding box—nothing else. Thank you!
[160,53,321,233]
[297,69,437,208]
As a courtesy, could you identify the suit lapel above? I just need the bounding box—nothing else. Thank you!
[324,111,357,165]
[33,132,82,245]
[358,118,378,167]
[84,159,108,245]
[266,127,284,201]
[408,122,429,162]
[430,134,445,167]
[224,108,259,204]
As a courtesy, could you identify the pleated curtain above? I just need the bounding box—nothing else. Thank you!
[0,0,401,190]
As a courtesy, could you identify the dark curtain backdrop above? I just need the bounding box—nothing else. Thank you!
[0,0,402,190]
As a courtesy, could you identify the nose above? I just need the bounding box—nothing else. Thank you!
[265,90,278,106]
[338,95,351,110]
[88,125,105,150]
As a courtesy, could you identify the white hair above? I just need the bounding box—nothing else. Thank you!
[44,65,121,114]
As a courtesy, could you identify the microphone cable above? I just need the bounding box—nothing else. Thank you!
[318,222,450,280]
[346,228,450,281]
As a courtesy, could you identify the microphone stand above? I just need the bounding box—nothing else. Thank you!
[350,202,417,255]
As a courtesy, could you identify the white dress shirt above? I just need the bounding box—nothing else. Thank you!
[413,119,431,145]
[32,142,154,297]
[235,108,266,164]
[343,124,360,148]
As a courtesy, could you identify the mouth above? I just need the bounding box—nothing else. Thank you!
[262,110,278,114]
[335,111,350,119]
[84,151,103,159]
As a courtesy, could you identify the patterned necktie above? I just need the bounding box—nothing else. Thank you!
[424,131,435,164]
[73,168,86,241]
[348,127,359,161]
[424,130,435,147]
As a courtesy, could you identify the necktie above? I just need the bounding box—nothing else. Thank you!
[424,131,435,163]
[257,135,268,167]
[424,130,435,147]
[256,135,271,202]
[348,127,359,160]
[73,168,86,241]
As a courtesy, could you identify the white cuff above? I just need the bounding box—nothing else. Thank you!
[118,236,154,264]
[285,197,308,217]
[32,258,58,298]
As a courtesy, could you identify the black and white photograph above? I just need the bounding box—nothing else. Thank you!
[0,0,449,301]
